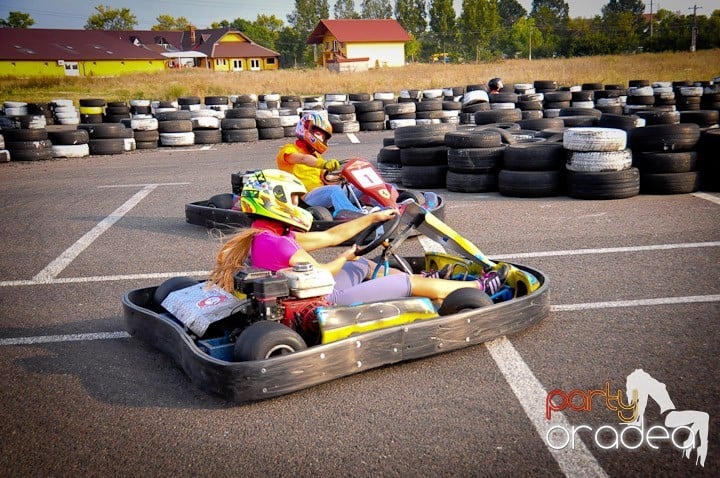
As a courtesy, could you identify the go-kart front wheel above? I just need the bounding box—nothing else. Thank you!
[438,288,493,316]
[234,321,308,361]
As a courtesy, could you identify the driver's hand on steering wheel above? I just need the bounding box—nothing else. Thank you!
[370,208,397,223]
[340,244,359,261]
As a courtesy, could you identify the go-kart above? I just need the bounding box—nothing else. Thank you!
[123,202,549,403]
[184,157,445,232]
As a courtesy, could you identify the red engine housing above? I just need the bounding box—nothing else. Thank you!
[280,296,331,344]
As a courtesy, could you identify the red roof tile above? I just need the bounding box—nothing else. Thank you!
[307,19,412,45]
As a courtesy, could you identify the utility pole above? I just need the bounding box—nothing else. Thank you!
[690,5,701,52]
[649,0,653,39]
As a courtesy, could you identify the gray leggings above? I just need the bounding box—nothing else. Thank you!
[327,258,412,306]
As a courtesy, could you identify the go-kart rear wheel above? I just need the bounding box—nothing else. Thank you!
[307,206,334,222]
[397,190,426,205]
[152,277,200,307]
[438,288,493,316]
[234,321,308,361]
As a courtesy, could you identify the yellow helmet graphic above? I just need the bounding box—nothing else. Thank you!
[240,169,313,231]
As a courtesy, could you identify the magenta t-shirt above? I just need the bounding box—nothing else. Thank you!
[250,220,301,271]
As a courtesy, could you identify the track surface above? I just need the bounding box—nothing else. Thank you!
[0,130,718,477]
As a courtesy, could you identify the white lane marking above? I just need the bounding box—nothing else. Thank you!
[551,294,720,311]
[0,271,209,287]
[486,337,609,477]
[495,241,720,260]
[347,133,360,143]
[421,236,606,476]
[32,185,158,283]
[0,332,130,346]
[3,294,717,347]
[98,182,190,188]
[692,192,720,205]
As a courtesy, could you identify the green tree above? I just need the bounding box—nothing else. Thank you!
[360,0,393,18]
[333,0,360,18]
[565,16,613,56]
[85,4,138,30]
[244,15,284,51]
[602,0,645,16]
[507,16,543,58]
[276,26,305,67]
[287,0,329,66]
[458,0,501,61]
[395,0,427,36]
[151,14,192,31]
[427,0,457,59]
[498,0,526,29]
[0,11,35,28]
[530,0,569,57]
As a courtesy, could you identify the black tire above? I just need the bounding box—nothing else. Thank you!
[633,151,697,174]
[158,120,193,133]
[132,129,160,142]
[446,171,498,193]
[208,193,235,209]
[438,288,493,316]
[221,118,256,130]
[88,138,125,155]
[1,128,48,141]
[47,129,90,145]
[393,123,457,148]
[308,206,334,222]
[7,147,53,161]
[401,164,448,188]
[640,171,701,194]
[566,168,640,200]
[444,129,502,149]
[234,321,307,361]
[258,127,285,140]
[225,107,257,119]
[377,145,401,164]
[155,110,192,121]
[79,98,106,107]
[503,142,566,171]
[152,277,200,307]
[400,145,449,166]
[474,109,522,125]
[193,129,222,144]
[498,170,564,197]
[628,123,701,153]
[447,146,505,173]
[222,129,259,143]
[135,140,158,149]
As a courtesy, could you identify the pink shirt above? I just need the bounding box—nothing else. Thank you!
[250,219,301,271]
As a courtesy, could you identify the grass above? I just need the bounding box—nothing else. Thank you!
[1,49,718,104]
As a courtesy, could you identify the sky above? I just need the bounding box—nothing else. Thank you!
[0,0,708,30]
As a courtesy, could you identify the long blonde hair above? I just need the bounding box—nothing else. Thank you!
[207,228,263,292]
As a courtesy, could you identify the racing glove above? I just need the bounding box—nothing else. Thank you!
[317,158,341,171]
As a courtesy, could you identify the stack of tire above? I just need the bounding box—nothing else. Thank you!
[79,98,105,123]
[542,89,571,118]
[353,98,385,131]
[499,140,567,198]
[625,80,655,116]
[204,95,230,117]
[3,101,47,130]
[558,106,602,127]
[279,95,302,137]
[127,100,158,150]
[628,123,702,194]
[460,86,490,125]
[441,86,464,125]
[674,82,703,111]
[652,82,676,110]
[103,101,131,123]
[414,91,445,126]
[48,128,90,159]
[156,109,194,147]
[593,85,625,116]
[79,122,128,156]
[564,127,639,200]
[393,123,456,189]
[444,128,506,193]
[27,102,54,126]
[376,140,402,185]
[1,127,53,161]
[178,96,202,112]
[0,132,8,162]
[327,102,359,133]
[191,108,222,145]
[385,101,415,130]
[51,99,80,125]
[221,105,259,143]
[572,83,600,110]
[255,110,284,141]
[515,87,544,121]
[697,128,720,191]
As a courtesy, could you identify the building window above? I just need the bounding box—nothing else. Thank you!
[232,59,243,71]
[267,58,275,64]
[250,59,260,71]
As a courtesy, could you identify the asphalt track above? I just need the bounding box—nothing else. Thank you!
[0,129,718,477]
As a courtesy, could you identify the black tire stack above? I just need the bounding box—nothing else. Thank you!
[459,86,490,125]
[393,123,456,189]
[499,141,567,198]
[129,113,159,150]
[155,109,194,147]
[327,102,359,133]
[1,127,51,161]
[79,122,127,156]
[78,98,105,124]
[353,98,385,131]
[564,127,640,199]
[104,100,131,123]
[222,105,258,143]
[697,128,720,191]
[385,101,416,130]
[376,139,402,185]
[444,128,505,193]
[629,123,702,194]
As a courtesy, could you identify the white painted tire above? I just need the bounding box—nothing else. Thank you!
[159,132,195,146]
[566,148,633,172]
[191,116,220,129]
[563,127,627,152]
[51,99,74,107]
[462,89,489,106]
[373,92,395,101]
[130,99,151,107]
[124,138,136,151]
[130,117,158,131]
[51,144,90,158]
[389,118,416,129]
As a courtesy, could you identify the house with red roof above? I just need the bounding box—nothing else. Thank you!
[307,19,412,71]
[0,27,280,78]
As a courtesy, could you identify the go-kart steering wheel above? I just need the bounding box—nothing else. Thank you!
[353,214,401,256]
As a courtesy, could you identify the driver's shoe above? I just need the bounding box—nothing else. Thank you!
[477,263,510,295]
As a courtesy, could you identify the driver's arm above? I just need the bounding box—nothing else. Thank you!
[288,246,358,276]
[295,209,396,251]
